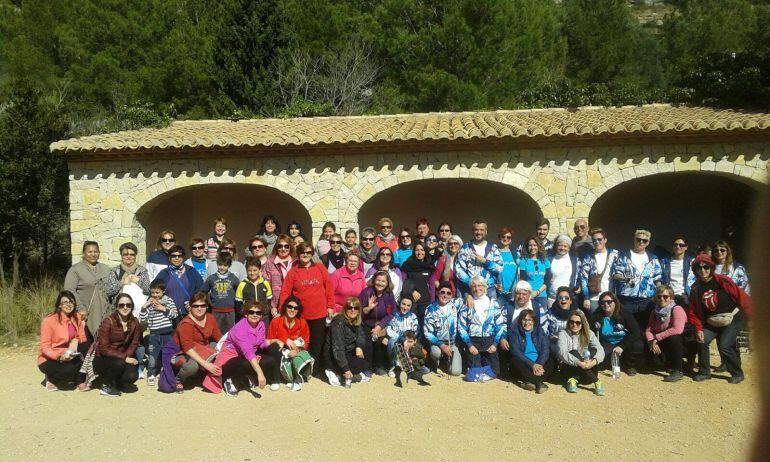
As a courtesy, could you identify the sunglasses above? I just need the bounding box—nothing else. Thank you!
[439,228,451,233]
[250,245,265,250]
[568,320,582,326]
[117,303,134,309]
[285,304,299,311]
[635,238,649,243]
[715,248,728,253]
[592,237,604,243]
[696,265,711,271]
[361,237,374,242]
[558,295,571,301]
[330,240,343,245]
[438,290,452,295]
[381,225,392,229]
[656,294,671,299]
[499,235,512,240]
[170,254,184,258]
[122,252,136,257]
[191,245,205,250]
[161,238,175,243]
[599,299,614,305]
[247,310,263,316]
[672,243,687,248]
[574,225,586,229]
[276,244,290,249]
[346,306,361,311]
[223,246,236,251]
[400,235,411,239]
[190,303,208,308]
[426,237,438,243]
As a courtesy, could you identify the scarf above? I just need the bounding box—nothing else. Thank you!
[358,245,378,264]
[169,263,185,277]
[260,233,278,247]
[328,250,345,269]
[654,299,676,321]
[401,255,435,274]
[191,256,206,264]
[377,233,395,243]
[550,303,574,321]
[120,262,139,275]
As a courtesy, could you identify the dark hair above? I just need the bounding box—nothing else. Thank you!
[322,221,336,231]
[119,242,138,254]
[472,219,487,226]
[188,291,209,307]
[216,252,233,267]
[400,294,415,305]
[437,281,453,292]
[672,234,688,246]
[589,227,606,238]
[411,242,428,260]
[249,236,268,250]
[598,291,624,321]
[220,238,237,257]
[242,300,266,316]
[535,218,550,228]
[288,221,302,234]
[403,330,417,341]
[82,241,99,253]
[53,290,78,321]
[415,217,429,228]
[245,256,262,269]
[296,242,314,257]
[150,279,166,291]
[524,235,546,261]
[517,309,537,327]
[189,237,205,248]
[281,295,304,316]
[168,244,185,257]
[438,222,452,232]
[374,247,394,270]
[345,228,357,237]
[259,215,281,235]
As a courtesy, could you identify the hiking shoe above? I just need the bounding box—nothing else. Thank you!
[566,378,578,393]
[325,369,341,387]
[269,383,280,391]
[147,376,156,387]
[663,371,684,382]
[290,381,303,392]
[224,378,238,397]
[626,367,638,376]
[387,368,396,378]
[536,383,549,394]
[693,374,712,382]
[100,385,121,397]
[594,380,605,396]
[728,374,745,385]
[359,371,372,383]
[713,364,727,373]
[521,382,536,392]
[175,382,184,394]
[45,380,58,392]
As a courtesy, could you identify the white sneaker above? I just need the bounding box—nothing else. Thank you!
[138,369,145,380]
[359,372,371,383]
[387,368,396,378]
[147,375,156,386]
[325,369,341,387]
[290,381,303,392]
[224,378,238,397]
[269,383,280,391]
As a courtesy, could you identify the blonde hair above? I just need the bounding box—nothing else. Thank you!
[343,297,362,326]
[569,310,592,350]
[634,229,652,240]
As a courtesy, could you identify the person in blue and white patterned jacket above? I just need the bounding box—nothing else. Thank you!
[386,295,421,373]
[455,220,502,299]
[423,282,463,376]
[712,240,750,294]
[458,276,506,376]
[579,228,619,313]
[612,229,662,330]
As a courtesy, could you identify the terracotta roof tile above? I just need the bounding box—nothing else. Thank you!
[50,104,770,155]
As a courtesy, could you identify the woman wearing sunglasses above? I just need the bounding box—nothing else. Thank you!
[267,296,313,391]
[687,254,751,384]
[203,300,280,395]
[153,244,204,317]
[517,236,551,316]
[146,230,177,280]
[712,240,750,293]
[543,286,577,354]
[93,294,141,397]
[323,297,370,386]
[375,217,399,252]
[393,228,414,267]
[644,284,687,382]
[557,309,605,395]
[431,234,462,299]
[264,235,296,312]
[320,233,347,275]
[278,242,334,369]
[612,229,663,330]
[589,291,643,377]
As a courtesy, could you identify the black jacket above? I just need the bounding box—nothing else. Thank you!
[324,316,365,372]
[589,308,641,351]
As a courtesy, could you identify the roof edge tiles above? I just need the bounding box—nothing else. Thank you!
[50,104,770,157]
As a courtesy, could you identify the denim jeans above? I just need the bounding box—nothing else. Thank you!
[430,344,462,376]
[135,345,146,377]
[698,313,745,377]
[147,333,172,376]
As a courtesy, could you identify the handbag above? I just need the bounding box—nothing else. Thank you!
[588,255,610,295]
[706,308,740,328]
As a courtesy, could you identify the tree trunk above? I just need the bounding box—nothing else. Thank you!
[10,236,20,289]
[0,252,5,287]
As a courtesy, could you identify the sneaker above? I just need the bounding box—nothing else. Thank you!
[147,376,156,386]
[693,373,712,382]
[536,383,549,394]
[374,367,388,376]
[45,380,58,392]
[359,372,372,383]
[387,368,396,378]
[421,365,431,374]
[663,371,684,382]
[138,368,146,380]
[566,378,578,393]
[175,382,184,394]
[521,382,536,392]
[269,383,280,391]
[290,381,303,392]
[325,369,341,387]
[100,385,121,397]
[713,364,727,373]
[626,367,638,376]
[728,374,745,385]
[224,378,238,397]
[594,380,605,396]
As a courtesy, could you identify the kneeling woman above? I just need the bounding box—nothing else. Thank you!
[38,290,89,391]
[458,276,506,377]
[159,291,223,393]
[203,300,281,395]
[324,297,370,386]
[93,294,142,397]
[589,292,644,376]
[267,296,314,391]
[645,284,687,382]
[557,310,605,396]
[509,309,554,393]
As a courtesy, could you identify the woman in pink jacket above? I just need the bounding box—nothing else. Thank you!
[38,290,89,391]
[264,235,296,310]
[330,253,367,313]
[645,284,686,383]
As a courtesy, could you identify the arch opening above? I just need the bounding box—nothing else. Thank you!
[589,172,759,261]
[136,184,312,256]
[358,179,543,241]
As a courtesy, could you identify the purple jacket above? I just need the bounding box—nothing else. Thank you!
[223,318,268,361]
[358,287,396,330]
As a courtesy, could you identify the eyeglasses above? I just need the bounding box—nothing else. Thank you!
[346,306,361,311]
[161,238,175,243]
[438,290,452,295]
[715,248,728,253]
[117,303,134,309]
[672,243,687,248]
[276,244,290,249]
[558,295,571,301]
[122,252,136,257]
[60,300,75,306]
[250,245,265,250]
[247,310,263,316]
[439,228,451,233]
[635,238,649,243]
[591,237,604,243]
[361,237,374,242]
[223,246,236,251]
[191,245,205,250]
[285,304,299,311]
[656,294,671,300]
[170,254,183,258]
[568,320,582,326]
[191,303,208,308]
[381,253,392,257]
[499,235,512,240]
[599,299,614,306]
[696,265,711,271]
[449,242,459,246]
[300,251,313,256]
[521,318,534,323]
[574,225,586,230]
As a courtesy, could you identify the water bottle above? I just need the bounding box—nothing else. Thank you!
[344,378,352,388]
[611,351,621,379]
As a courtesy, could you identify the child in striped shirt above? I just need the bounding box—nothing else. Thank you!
[139,279,178,386]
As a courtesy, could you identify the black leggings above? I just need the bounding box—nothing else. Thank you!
[325,349,369,375]
[655,335,684,373]
[364,325,391,371]
[510,355,555,386]
[307,317,328,372]
[560,363,599,384]
[599,338,644,370]
[93,355,139,389]
[221,343,281,385]
[38,343,90,388]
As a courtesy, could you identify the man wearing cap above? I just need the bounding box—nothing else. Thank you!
[611,229,662,329]
[687,254,751,384]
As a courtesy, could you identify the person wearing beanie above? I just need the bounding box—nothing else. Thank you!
[687,254,751,384]
[547,234,579,308]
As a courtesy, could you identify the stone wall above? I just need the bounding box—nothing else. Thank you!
[68,141,770,265]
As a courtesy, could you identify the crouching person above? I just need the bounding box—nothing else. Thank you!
[323,297,371,387]
[509,309,554,393]
[93,294,141,397]
[423,282,463,376]
[392,330,430,387]
[558,310,606,396]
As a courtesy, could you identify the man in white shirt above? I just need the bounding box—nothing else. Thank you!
[579,228,618,313]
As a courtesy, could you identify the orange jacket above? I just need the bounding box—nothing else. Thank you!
[38,313,87,365]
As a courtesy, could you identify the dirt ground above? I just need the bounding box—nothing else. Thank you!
[0,346,758,461]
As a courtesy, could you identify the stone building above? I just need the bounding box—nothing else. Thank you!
[51,104,770,266]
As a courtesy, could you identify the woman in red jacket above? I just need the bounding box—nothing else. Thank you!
[93,294,141,397]
[688,254,751,384]
[278,242,334,371]
[37,290,89,391]
[267,296,313,391]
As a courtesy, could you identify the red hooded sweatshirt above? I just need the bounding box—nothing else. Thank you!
[687,256,751,331]
[278,262,334,320]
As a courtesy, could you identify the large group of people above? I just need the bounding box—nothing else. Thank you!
[39,215,752,398]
